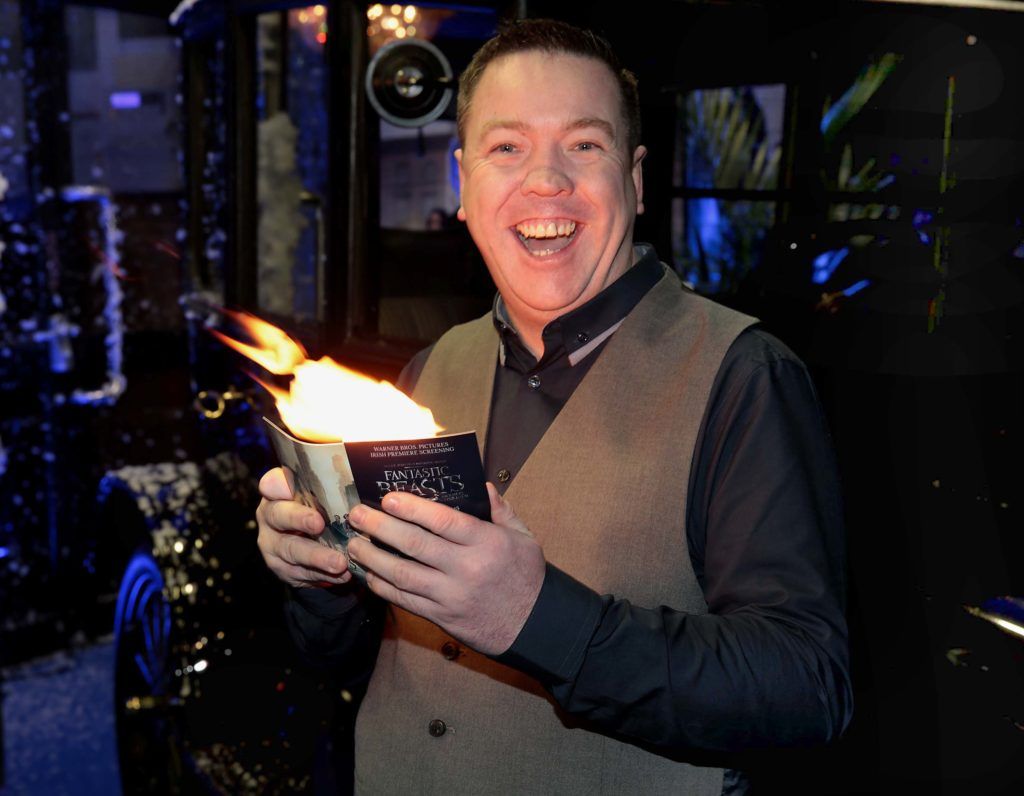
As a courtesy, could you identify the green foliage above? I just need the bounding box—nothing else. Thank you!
[822,52,901,146]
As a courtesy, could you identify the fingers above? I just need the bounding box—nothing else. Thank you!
[486,483,533,537]
[257,522,352,588]
[363,567,439,617]
[256,467,347,589]
[262,499,324,535]
[375,491,480,544]
[347,534,441,602]
[348,503,450,572]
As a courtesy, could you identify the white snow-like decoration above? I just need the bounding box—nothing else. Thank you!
[100,462,203,543]
[257,112,307,316]
[60,186,126,405]
[169,0,204,26]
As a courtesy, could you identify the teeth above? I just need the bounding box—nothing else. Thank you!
[515,220,576,239]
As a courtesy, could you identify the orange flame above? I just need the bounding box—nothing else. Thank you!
[214,310,442,443]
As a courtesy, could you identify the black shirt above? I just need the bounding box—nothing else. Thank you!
[287,246,852,769]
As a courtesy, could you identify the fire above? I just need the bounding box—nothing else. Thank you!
[212,310,442,443]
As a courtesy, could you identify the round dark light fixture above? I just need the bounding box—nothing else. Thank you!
[366,38,454,128]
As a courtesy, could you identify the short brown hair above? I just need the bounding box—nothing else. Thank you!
[456,18,641,155]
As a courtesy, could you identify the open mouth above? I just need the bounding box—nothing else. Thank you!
[514,219,578,257]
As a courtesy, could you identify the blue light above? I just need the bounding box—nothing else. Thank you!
[0,546,10,559]
[912,209,934,227]
[842,279,871,297]
[110,91,142,110]
[812,247,850,284]
[448,137,461,201]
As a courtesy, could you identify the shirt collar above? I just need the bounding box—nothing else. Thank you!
[492,244,664,371]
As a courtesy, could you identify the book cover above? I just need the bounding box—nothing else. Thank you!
[263,418,489,579]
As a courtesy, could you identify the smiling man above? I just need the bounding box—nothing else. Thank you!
[256,19,852,795]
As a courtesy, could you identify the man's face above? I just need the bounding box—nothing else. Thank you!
[456,51,646,332]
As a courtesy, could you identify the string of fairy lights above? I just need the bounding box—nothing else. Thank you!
[291,4,424,49]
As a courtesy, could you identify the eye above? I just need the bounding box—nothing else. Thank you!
[492,143,518,154]
[574,141,602,153]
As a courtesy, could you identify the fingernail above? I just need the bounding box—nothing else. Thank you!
[382,492,399,510]
[305,514,320,532]
[349,505,365,524]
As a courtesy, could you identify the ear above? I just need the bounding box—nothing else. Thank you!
[632,145,647,216]
[455,148,467,222]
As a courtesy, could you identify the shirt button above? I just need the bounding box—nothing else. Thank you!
[428,719,447,737]
[441,641,461,660]
[577,331,590,344]
[497,468,511,483]
[527,375,541,390]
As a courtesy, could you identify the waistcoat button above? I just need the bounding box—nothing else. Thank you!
[497,468,510,483]
[577,331,590,344]
[428,719,447,737]
[527,375,541,390]
[441,641,461,660]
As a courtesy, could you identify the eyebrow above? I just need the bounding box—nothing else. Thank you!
[479,117,617,142]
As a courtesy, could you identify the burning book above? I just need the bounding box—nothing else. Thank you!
[213,310,488,578]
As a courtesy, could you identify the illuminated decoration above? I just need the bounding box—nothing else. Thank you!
[366,4,453,52]
[812,247,851,285]
[115,551,172,689]
[815,279,872,314]
[59,186,126,405]
[290,5,330,48]
[367,3,419,47]
[168,0,201,26]
[965,596,1024,641]
[822,53,901,143]
[212,310,441,442]
[109,91,142,110]
[927,75,956,334]
[864,0,1024,11]
[912,209,935,245]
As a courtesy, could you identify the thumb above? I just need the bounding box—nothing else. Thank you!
[487,482,532,537]
[260,466,296,500]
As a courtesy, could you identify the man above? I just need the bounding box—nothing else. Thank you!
[257,19,851,794]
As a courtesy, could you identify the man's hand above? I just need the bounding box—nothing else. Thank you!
[255,467,353,589]
[346,484,545,656]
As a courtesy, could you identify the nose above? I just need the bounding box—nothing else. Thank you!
[520,147,573,197]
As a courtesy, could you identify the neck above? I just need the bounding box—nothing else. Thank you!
[504,307,546,360]
[502,247,642,360]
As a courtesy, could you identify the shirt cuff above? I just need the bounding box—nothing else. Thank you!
[494,562,605,685]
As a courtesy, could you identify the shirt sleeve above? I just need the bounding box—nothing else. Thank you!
[284,583,386,687]
[496,329,853,754]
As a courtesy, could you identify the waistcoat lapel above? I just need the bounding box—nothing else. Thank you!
[409,313,496,461]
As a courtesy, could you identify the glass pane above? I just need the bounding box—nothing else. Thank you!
[672,198,776,293]
[64,6,182,192]
[379,120,460,230]
[367,3,498,344]
[255,7,328,322]
[678,84,786,191]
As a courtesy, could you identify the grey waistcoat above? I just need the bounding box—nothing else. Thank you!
[355,267,756,795]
